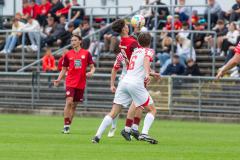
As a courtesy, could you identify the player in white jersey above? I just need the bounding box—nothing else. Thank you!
[114,32,158,144]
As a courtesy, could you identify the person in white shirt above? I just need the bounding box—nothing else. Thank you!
[23,16,41,52]
[0,18,25,54]
[221,22,240,56]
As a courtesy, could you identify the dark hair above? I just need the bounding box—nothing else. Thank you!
[173,55,180,59]
[112,19,125,34]
[138,32,152,47]
[71,34,82,41]
[182,21,189,27]
[68,22,75,28]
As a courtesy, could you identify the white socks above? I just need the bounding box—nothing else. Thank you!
[131,124,138,131]
[96,115,113,138]
[142,113,155,135]
[111,114,119,129]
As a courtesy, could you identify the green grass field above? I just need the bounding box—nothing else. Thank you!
[0,114,240,160]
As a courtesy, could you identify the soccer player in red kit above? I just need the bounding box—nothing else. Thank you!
[216,42,240,79]
[54,35,95,134]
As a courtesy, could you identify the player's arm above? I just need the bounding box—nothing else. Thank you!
[150,69,161,79]
[110,68,118,93]
[144,56,151,81]
[216,53,240,79]
[54,67,67,87]
[86,64,95,78]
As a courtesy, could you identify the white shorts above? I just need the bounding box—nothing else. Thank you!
[113,81,153,108]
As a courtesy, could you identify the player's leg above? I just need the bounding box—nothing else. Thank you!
[92,82,131,143]
[63,96,74,134]
[92,104,122,143]
[139,101,158,144]
[107,113,119,137]
[69,89,84,123]
[131,105,143,140]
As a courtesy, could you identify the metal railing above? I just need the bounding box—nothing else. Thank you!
[0,30,41,72]
[17,7,143,72]
[141,4,211,31]
[148,30,217,76]
[68,6,133,26]
[1,72,240,119]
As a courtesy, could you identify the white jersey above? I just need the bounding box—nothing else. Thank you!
[123,48,154,83]
[113,53,127,81]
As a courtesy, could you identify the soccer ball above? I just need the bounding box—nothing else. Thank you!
[131,15,145,28]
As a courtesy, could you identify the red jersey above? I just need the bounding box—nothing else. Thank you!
[63,49,94,89]
[39,1,51,15]
[119,36,139,61]
[58,56,64,71]
[23,6,32,17]
[234,42,240,54]
[42,55,56,72]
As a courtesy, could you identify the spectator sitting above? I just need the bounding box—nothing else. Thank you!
[57,22,75,48]
[162,55,185,76]
[220,0,240,22]
[192,23,206,49]
[48,0,64,20]
[81,20,95,50]
[179,21,190,39]
[149,0,169,29]
[0,18,25,54]
[41,15,55,39]
[70,0,85,27]
[221,22,239,56]
[157,36,173,69]
[140,0,153,28]
[175,0,191,22]
[41,16,66,47]
[103,26,120,54]
[55,0,71,19]
[184,58,202,76]
[22,1,32,20]
[23,16,41,52]
[58,48,69,72]
[165,15,182,30]
[29,0,40,19]
[205,19,228,54]
[204,0,222,27]
[36,0,52,26]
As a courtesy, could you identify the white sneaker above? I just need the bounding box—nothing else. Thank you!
[0,49,7,54]
[33,45,38,51]
[107,128,116,137]
[220,51,225,57]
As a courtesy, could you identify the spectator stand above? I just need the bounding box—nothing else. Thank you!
[147,30,217,76]
[68,5,133,27]
[0,30,41,72]
[17,7,143,72]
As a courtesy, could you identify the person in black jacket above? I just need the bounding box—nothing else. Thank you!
[162,55,185,76]
[184,59,202,76]
[56,22,75,48]
[48,0,64,20]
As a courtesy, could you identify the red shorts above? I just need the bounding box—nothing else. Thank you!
[65,87,84,102]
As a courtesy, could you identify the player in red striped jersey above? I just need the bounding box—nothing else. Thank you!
[217,42,240,79]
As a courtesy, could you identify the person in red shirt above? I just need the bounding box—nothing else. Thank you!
[42,48,57,72]
[217,42,240,79]
[56,0,71,18]
[165,15,183,30]
[54,35,95,134]
[29,0,40,19]
[36,0,52,26]
[22,1,32,19]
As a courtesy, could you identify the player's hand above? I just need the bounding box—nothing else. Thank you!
[216,69,224,79]
[53,79,61,87]
[150,72,161,80]
[86,72,93,78]
[110,85,116,93]
[144,75,150,84]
